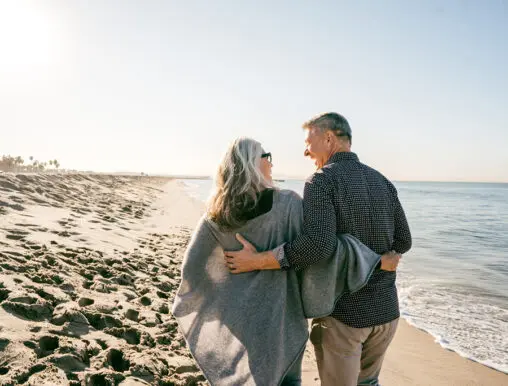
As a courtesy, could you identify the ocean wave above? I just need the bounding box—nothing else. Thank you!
[398,279,508,374]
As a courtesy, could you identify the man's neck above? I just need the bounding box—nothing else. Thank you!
[325,145,351,163]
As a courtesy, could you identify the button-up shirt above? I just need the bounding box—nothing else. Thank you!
[281,152,412,328]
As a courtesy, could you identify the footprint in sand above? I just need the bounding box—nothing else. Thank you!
[0,338,10,352]
[1,289,54,321]
[78,297,94,307]
[139,296,152,307]
[83,312,123,330]
[36,335,60,358]
[106,348,131,372]
[125,309,139,322]
[0,201,25,211]
[4,228,29,241]
[103,327,143,345]
[0,287,11,302]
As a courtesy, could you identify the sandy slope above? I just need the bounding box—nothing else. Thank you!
[0,173,204,385]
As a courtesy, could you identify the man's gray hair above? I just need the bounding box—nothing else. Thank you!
[303,112,352,141]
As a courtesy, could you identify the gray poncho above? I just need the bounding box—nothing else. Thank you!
[172,190,381,386]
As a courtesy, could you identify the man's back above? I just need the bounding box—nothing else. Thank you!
[320,152,412,327]
[326,154,408,254]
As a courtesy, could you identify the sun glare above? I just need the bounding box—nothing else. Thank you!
[0,2,61,73]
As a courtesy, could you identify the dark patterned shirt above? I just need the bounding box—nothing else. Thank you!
[281,152,412,328]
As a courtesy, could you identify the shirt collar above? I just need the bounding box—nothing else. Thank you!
[326,151,359,165]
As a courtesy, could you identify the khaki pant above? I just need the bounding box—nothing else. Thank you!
[310,317,399,386]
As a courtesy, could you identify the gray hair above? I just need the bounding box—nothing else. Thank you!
[303,112,352,142]
[207,137,273,230]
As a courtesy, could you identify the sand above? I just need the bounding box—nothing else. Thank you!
[0,173,204,385]
[0,173,506,385]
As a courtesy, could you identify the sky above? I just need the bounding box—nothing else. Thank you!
[1,0,507,182]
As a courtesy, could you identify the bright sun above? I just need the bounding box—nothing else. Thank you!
[0,1,61,73]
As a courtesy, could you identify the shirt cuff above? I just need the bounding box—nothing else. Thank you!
[272,243,290,270]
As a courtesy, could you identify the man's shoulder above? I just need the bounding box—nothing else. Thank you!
[305,163,348,186]
[309,159,396,193]
[305,168,328,184]
[360,162,392,181]
[354,162,398,196]
[334,158,393,182]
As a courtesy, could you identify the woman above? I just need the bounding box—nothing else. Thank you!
[172,138,398,386]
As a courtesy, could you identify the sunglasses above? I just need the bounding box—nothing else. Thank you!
[261,152,272,163]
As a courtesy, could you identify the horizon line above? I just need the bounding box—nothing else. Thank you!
[153,174,508,184]
[4,170,505,184]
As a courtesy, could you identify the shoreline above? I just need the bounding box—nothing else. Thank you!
[402,315,507,375]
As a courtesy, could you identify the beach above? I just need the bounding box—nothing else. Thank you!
[0,174,506,385]
[0,174,204,385]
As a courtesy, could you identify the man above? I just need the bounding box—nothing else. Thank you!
[225,112,412,386]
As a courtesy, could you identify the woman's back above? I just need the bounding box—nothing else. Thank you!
[207,189,302,255]
[172,189,309,386]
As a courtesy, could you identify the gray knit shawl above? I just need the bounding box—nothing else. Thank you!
[172,189,380,386]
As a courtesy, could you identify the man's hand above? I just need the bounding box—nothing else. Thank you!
[224,234,261,274]
[380,251,401,271]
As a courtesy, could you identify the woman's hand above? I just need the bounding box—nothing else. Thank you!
[380,251,401,271]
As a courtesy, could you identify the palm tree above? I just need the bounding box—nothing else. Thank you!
[54,160,60,170]
[14,156,23,172]
[3,155,15,171]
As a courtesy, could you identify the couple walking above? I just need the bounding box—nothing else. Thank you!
[172,112,412,386]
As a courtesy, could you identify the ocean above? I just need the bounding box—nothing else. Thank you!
[179,178,508,373]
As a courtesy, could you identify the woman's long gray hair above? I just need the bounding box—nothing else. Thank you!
[207,137,273,230]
